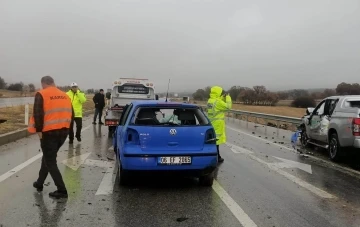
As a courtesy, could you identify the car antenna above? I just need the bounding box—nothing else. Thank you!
[165,79,170,102]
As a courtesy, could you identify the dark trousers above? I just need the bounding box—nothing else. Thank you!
[37,134,68,191]
[69,117,82,140]
[93,107,103,122]
[217,145,221,157]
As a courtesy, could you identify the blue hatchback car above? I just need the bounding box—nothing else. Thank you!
[113,100,218,186]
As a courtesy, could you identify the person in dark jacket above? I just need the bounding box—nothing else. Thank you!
[92,89,105,124]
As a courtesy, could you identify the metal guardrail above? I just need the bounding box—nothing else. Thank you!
[199,105,303,136]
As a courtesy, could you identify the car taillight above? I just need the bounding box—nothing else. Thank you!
[205,128,216,144]
[353,118,360,136]
[106,120,118,125]
[125,128,140,145]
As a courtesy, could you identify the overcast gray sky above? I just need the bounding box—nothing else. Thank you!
[1,0,360,92]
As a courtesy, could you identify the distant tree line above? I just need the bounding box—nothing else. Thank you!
[57,86,97,94]
[192,82,360,108]
[0,76,36,96]
[0,77,97,96]
[192,85,279,106]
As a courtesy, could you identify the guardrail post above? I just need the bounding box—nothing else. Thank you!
[265,122,267,135]
[276,120,279,137]
[25,104,29,125]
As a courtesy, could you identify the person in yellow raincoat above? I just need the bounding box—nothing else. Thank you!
[66,82,87,144]
[207,86,232,162]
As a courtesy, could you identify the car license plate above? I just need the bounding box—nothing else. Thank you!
[158,156,191,165]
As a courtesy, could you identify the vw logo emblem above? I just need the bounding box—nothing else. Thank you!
[169,129,177,135]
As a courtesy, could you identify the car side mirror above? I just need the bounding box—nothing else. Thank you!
[155,95,159,100]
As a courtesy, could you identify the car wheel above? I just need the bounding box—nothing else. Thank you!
[300,129,310,148]
[199,173,214,187]
[329,132,342,162]
[108,127,114,138]
[118,162,129,186]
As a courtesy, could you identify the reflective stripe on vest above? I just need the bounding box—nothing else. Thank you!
[44,107,72,116]
[28,87,72,133]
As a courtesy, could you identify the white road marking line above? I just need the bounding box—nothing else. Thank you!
[62,152,92,170]
[95,161,116,195]
[212,180,258,227]
[0,153,43,183]
[230,147,254,154]
[227,143,336,199]
[95,147,117,195]
[0,124,92,184]
[272,156,312,174]
[84,159,110,168]
[227,125,360,178]
[227,125,295,152]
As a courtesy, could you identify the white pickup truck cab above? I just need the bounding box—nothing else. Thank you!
[104,78,158,137]
[300,95,360,161]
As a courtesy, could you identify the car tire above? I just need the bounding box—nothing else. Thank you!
[199,173,214,187]
[329,132,342,162]
[118,162,129,186]
[300,129,311,148]
[108,127,115,138]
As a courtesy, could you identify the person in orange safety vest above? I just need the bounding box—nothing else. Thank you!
[29,76,73,199]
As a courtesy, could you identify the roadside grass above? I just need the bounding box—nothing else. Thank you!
[194,101,305,118]
[0,95,95,135]
[194,101,306,131]
[231,103,306,118]
[0,105,33,134]
[227,104,306,131]
[0,89,35,98]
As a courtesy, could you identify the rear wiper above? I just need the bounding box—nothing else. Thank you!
[158,122,179,125]
[137,118,155,121]
[206,138,218,143]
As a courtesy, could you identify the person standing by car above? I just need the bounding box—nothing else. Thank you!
[207,86,232,163]
[66,82,87,144]
[92,89,105,124]
[105,91,111,106]
[29,75,72,198]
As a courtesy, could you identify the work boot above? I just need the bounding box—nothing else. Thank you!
[49,190,68,199]
[33,181,43,192]
[99,121,104,125]
[69,139,73,144]
[92,122,96,125]
[218,156,224,163]
[76,136,81,142]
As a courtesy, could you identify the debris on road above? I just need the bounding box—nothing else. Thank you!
[176,217,189,222]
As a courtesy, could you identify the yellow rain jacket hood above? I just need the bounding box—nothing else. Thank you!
[207,86,232,145]
[66,89,87,118]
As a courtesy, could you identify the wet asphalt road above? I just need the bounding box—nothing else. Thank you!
[0,116,360,226]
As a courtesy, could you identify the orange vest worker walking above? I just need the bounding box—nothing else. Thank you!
[29,76,72,199]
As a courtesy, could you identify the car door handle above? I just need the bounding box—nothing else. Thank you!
[168,142,178,146]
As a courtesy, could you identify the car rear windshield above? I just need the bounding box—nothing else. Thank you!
[130,107,209,126]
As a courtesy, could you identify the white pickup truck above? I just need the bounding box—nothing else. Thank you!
[104,78,158,137]
[299,95,360,161]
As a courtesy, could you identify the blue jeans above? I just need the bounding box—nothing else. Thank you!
[93,107,103,122]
